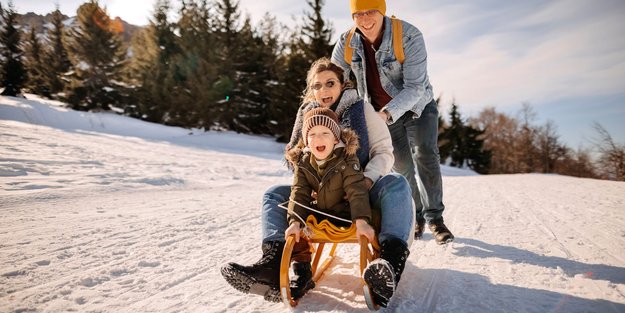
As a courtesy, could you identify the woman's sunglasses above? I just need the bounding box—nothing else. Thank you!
[312,79,339,90]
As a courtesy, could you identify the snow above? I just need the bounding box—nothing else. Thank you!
[1,95,624,312]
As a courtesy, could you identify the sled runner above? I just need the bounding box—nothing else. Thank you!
[279,215,381,310]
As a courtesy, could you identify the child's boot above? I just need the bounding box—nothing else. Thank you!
[290,261,315,300]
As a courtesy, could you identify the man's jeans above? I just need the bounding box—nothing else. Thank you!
[388,100,445,224]
[261,173,414,245]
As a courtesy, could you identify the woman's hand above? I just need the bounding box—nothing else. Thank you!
[355,219,375,244]
[377,111,390,122]
[285,222,301,242]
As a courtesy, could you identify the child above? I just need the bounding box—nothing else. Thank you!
[284,107,376,300]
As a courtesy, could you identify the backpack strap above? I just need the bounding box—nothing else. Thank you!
[343,17,405,65]
[343,27,357,65]
[391,16,405,64]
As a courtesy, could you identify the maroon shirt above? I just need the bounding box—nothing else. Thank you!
[361,24,392,112]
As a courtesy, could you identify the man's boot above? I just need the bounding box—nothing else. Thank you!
[363,238,410,308]
[221,240,284,302]
[414,217,426,239]
[429,221,454,245]
[289,261,315,300]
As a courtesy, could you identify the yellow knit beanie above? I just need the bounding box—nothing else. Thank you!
[350,0,386,16]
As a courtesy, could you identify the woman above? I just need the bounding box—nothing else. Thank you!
[221,58,414,308]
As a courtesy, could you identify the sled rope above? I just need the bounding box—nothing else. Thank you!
[279,199,353,224]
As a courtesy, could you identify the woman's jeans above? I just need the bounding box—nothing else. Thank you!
[387,100,445,224]
[261,173,414,245]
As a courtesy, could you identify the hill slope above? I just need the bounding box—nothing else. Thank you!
[17,11,140,42]
[1,95,624,312]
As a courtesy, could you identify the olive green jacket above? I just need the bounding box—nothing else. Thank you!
[285,128,371,226]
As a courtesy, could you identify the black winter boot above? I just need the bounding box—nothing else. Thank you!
[221,241,284,302]
[289,261,315,300]
[363,238,410,308]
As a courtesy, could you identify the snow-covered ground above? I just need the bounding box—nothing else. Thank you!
[1,95,624,313]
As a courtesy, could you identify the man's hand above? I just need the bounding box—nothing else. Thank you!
[364,177,374,190]
[355,219,375,244]
[285,222,301,242]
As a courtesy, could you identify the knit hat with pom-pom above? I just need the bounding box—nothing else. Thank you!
[302,108,341,146]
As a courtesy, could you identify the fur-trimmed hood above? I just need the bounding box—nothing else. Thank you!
[285,127,360,167]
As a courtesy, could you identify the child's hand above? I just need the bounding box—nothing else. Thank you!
[310,190,318,200]
[285,222,301,242]
[355,219,375,244]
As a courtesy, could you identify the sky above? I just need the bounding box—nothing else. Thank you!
[10,0,625,149]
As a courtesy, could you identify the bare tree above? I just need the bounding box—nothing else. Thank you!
[555,146,597,178]
[592,122,625,181]
[470,107,519,174]
[535,120,566,173]
[516,103,539,172]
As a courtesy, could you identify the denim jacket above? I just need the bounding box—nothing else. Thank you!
[331,16,434,123]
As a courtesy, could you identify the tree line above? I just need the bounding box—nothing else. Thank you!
[1,0,623,180]
[438,101,623,180]
[2,0,334,142]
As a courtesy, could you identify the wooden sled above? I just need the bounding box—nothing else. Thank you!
[279,215,381,310]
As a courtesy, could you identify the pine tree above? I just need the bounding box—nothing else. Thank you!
[64,1,126,111]
[23,25,47,96]
[170,0,218,128]
[463,124,491,174]
[128,0,180,122]
[41,8,71,99]
[440,103,491,173]
[255,15,299,141]
[250,13,285,135]
[228,16,275,134]
[214,0,240,56]
[212,0,242,130]
[0,2,26,97]
[299,0,334,63]
[267,0,333,142]
[269,32,310,142]
[439,103,462,166]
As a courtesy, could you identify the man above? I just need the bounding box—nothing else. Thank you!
[331,0,454,245]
